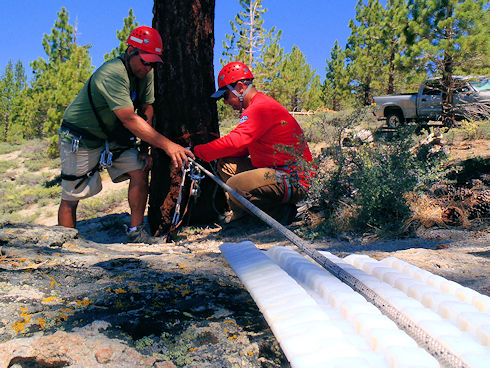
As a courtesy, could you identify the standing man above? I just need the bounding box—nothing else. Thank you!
[194,61,313,223]
[58,26,193,243]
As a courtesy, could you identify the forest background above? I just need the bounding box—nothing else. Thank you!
[0,0,488,152]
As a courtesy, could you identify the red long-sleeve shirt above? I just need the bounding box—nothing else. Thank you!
[195,92,312,165]
[194,92,313,188]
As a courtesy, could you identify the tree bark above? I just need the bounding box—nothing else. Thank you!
[149,0,225,235]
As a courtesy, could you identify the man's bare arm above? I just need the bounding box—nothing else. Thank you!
[114,107,194,168]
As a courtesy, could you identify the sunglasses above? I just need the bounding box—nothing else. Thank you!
[139,57,154,67]
[224,83,238,100]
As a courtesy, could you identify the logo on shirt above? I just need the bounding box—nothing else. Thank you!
[239,115,248,124]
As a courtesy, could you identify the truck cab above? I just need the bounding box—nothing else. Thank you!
[373,76,489,127]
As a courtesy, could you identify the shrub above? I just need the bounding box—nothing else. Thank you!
[0,142,22,155]
[347,139,418,233]
[0,160,19,172]
[78,188,127,220]
[301,113,339,144]
[20,138,50,156]
[218,116,238,136]
[304,111,447,237]
[444,119,490,143]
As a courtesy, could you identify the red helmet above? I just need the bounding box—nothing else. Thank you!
[212,61,254,98]
[127,26,163,63]
[217,62,254,89]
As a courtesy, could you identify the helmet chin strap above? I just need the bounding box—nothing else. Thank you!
[227,83,253,115]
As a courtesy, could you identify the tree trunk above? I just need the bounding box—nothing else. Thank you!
[441,50,455,127]
[362,76,372,106]
[3,113,10,142]
[149,0,225,235]
[441,4,455,127]
[386,42,395,94]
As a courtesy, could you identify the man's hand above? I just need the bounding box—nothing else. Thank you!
[164,141,194,169]
[114,106,195,169]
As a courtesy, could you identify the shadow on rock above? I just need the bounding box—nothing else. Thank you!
[76,213,131,244]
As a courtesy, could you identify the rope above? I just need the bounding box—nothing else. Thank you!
[188,157,469,368]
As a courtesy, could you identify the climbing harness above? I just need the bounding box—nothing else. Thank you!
[60,59,140,188]
[187,157,470,368]
[60,166,100,190]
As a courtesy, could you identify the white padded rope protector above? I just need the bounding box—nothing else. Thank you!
[221,242,490,367]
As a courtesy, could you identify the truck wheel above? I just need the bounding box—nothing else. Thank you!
[386,111,404,128]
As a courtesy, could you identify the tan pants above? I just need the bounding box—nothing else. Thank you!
[217,157,304,220]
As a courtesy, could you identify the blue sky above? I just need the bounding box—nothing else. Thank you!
[2,0,368,84]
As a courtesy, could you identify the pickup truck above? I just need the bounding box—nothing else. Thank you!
[373,76,490,127]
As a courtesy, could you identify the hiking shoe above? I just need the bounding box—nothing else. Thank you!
[126,225,160,245]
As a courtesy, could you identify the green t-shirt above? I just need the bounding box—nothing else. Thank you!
[61,55,154,147]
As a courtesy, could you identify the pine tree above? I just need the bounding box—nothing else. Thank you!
[149,0,225,233]
[0,61,16,142]
[322,40,352,111]
[221,1,321,112]
[30,7,74,81]
[29,7,93,154]
[408,0,489,75]
[0,60,27,142]
[275,46,322,112]
[221,0,280,69]
[381,0,417,94]
[104,9,139,61]
[40,45,93,151]
[345,0,386,105]
[253,30,284,94]
[408,0,489,124]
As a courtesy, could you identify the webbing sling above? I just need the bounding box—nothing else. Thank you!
[60,166,99,190]
[60,146,129,188]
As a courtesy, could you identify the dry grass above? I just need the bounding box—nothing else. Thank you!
[406,192,475,230]
[327,202,359,233]
[406,193,445,229]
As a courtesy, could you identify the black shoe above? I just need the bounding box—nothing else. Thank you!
[126,225,160,245]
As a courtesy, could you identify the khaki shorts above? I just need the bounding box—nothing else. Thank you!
[60,142,145,201]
